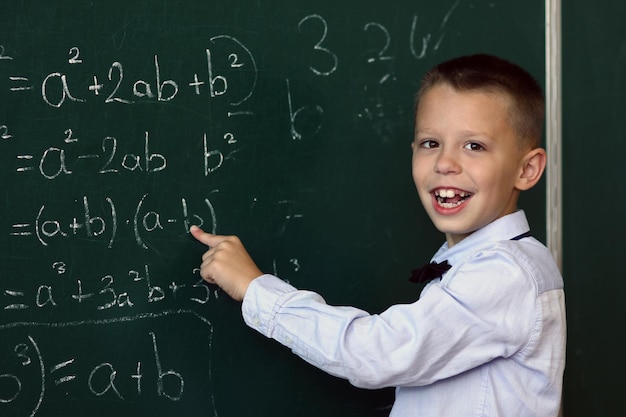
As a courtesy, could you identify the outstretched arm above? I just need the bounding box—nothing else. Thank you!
[190,226,263,301]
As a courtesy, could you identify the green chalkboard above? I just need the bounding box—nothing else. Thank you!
[562,1,626,415]
[0,1,546,416]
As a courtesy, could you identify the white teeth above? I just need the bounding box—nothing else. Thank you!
[434,189,472,208]
[436,189,463,198]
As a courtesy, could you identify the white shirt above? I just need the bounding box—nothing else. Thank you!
[242,211,566,417]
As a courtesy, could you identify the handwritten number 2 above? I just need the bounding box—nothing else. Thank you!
[106,62,131,104]
[0,45,13,60]
[0,125,12,140]
[100,137,118,174]
[68,47,82,64]
[364,22,393,62]
[64,128,78,143]
[298,14,338,76]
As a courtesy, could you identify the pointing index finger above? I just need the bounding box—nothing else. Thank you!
[190,225,222,247]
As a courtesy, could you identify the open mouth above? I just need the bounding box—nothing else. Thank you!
[434,188,473,209]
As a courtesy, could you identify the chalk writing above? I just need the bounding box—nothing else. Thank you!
[16,131,167,179]
[410,0,460,59]
[209,35,258,106]
[0,45,13,60]
[363,22,396,84]
[9,76,33,91]
[0,6,460,416]
[286,79,324,141]
[68,47,82,64]
[2,263,218,314]
[0,125,12,140]
[9,194,217,249]
[298,14,338,76]
[0,312,215,416]
[5,36,257,109]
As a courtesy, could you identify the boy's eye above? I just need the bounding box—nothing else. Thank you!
[419,139,439,149]
[464,142,484,151]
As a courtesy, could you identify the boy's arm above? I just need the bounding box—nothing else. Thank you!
[189,226,263,301]
[190,226,549,391]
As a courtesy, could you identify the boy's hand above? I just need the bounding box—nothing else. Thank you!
[190,226,263,301]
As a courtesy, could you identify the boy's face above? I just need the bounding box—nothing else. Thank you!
[412,84,529,247]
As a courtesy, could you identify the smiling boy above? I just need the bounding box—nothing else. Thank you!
[190,54,566,416]
[413,57,548,247]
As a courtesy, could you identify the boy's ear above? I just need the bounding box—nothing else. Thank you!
[516,148,547,191]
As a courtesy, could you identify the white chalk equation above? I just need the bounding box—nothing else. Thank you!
[5,35,257,108]
[2,262,218,312]
[16,130,167,179]
[0,312,216,417]
[0,10,453,108]
[0,6,461,142]
[9,194,218,249]
[0,6,464,415]
[7,129,238,179]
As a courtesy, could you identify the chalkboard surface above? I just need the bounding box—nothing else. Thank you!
[0,1,545,416]
[562,1,626,415]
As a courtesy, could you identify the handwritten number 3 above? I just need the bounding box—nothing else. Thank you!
[298,14,338,76]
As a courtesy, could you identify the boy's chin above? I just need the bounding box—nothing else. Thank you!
[430,220,479,244]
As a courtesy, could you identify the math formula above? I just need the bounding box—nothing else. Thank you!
[0,320,216,416]
[0,2,460,415]
[10,194,217,248]
[2,261,219,313]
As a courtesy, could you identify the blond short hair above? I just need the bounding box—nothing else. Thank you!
[416,54,545,149]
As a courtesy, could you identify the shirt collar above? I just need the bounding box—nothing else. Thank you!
[431,210,531,264]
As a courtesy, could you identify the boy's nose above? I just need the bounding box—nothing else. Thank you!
[434,149,461,174]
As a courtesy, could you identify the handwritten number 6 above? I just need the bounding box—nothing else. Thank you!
[298,14,338,76]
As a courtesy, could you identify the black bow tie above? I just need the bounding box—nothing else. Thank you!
[409,260,452,284]
[408,232,530,284]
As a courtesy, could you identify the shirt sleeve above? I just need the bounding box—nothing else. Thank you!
[241,248,537,390]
